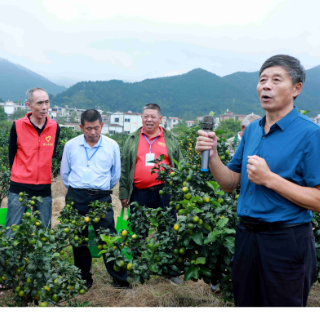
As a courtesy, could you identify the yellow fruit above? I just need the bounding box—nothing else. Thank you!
[182,187,189,193]
[84,217,90,223]
[173,224,180,231]
[121,230,128,237]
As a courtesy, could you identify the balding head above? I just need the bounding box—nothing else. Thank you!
[242,114,261,128]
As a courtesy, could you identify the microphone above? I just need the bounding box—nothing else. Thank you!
[200,115,214,172]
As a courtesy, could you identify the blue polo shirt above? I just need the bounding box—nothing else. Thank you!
[227,107,320,224]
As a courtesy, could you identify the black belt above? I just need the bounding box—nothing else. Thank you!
[133,184,164,192]
[240,218,307,232]
[70,187,112,196]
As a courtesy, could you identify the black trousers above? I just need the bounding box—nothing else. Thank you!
[66,187,127,286]
[130,185,177,221]
[232,222,317,307]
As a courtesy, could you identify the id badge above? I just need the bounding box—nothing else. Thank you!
[82,167,92,183]
[145,153,155,166]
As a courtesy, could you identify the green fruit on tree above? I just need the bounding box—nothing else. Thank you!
[184,193,192,200]
[187,223,194,230]
[117,260,125,267]
[192,216,199,223]
[173,248,179,255]
[18,290,25,297]
[39,302,49,307]
[179,247,186,255]
[113,264,121,272]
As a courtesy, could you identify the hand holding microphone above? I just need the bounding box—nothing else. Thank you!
[195,116,217,171]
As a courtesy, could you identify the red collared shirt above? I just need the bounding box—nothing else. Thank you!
[133,126,171,189]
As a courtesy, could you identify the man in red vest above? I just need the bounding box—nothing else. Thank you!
[6,87,60,236]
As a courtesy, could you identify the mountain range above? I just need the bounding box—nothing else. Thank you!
[1,58,320,118]
[0,59,66,102]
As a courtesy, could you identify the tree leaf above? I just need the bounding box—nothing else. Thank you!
[202,223,212,232]
[149,263,158,273]
[195,257,206,265]
[200,266,211,277]
[192,230,203,245]
[204,231,217,244]
[184,265,200,281]
[183,234,192,247]
[224,228,236,234]
[217,218,229,229]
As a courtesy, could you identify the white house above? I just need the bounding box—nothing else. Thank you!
[103,124,123,135]
[313,114,320,125]
[186,120,195,127]
[166,117,182,130]
[4,101,28,116]
[110,111,142,134]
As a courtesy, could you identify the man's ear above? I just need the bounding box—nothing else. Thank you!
[293,82,303,99]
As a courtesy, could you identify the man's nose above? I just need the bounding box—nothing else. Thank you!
[262,80,272,90]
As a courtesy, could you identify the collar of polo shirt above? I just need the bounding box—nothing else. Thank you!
[79,134,104,148]
[259,106,299,132]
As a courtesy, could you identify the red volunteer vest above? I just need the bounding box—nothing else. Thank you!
[11,113,57,185]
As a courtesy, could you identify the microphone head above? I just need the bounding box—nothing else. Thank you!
[202,115,214,131]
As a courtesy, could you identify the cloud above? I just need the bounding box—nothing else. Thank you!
[0,0,320,87]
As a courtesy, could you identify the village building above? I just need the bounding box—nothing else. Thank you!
[219,109,247,122]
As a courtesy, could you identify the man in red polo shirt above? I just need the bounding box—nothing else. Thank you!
[120,104,183,210]
[119,103,183,283]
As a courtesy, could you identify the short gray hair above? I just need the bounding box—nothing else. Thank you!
[26,87,48,103]
[242,114,261,127]
[142,103,161,115]
[259,55,306,85]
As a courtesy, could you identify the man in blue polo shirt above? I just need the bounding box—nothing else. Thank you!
[196,55,320,307]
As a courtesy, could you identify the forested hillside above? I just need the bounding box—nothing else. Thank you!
[0,59,66,101]
[52,67,320,118]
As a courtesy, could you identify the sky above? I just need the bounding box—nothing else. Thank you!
[0,0,320,87]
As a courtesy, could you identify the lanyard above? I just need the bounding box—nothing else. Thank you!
[143,134,159,153]
[84,137,102,167]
